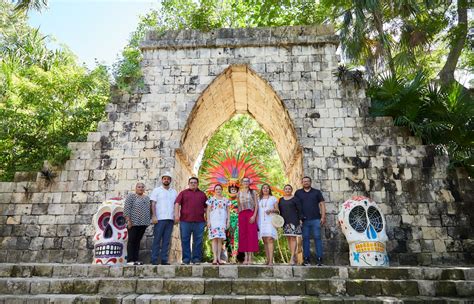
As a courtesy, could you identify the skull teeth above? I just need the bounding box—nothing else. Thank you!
[94,243,123,258]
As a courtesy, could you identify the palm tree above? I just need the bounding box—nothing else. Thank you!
[14,0,47,12]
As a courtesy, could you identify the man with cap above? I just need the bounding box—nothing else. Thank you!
[150,172,177,265]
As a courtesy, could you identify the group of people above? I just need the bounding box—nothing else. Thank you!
[123,173,326,266]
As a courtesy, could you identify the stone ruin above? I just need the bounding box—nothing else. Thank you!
[0,25,472,265]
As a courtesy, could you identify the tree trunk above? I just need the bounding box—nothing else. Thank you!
[438,0,468,87]
[372,8,396,77]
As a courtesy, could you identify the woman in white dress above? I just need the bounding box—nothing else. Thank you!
[206,184,230,265]
[257,184,278,265]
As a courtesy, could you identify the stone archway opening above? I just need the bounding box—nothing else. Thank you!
[175,65,303,190]
[196,113,288,190]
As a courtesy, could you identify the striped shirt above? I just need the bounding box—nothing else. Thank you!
[124,193,151,226]
[238,190,256,212]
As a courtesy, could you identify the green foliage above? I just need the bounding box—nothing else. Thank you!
[0,1,110,181]
[369,71,473,174]
[113,10,161,92]
[198,114,287,189]
[113,0,321,92]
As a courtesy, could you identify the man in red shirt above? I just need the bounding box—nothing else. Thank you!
[174,177,208,264]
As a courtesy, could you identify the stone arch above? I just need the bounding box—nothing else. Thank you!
[175,64,303,188]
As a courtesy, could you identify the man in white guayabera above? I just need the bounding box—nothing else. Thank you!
[150,172,177,265]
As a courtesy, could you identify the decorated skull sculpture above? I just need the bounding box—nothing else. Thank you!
[338,196,389,266]
[92,197,128,265]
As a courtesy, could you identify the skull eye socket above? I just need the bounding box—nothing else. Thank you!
[98,212,111,231]
[368,206,383,232]
[113,212,126,230]
[349,205,368,233]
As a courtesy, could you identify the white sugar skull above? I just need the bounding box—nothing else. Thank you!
[338,196,389,266]
[92,197,128,265]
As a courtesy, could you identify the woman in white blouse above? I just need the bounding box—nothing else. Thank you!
[257,184,278,265]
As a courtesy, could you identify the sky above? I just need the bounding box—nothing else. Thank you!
[29,0,160,69]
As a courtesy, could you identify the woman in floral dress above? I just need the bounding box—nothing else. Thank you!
[206,184,230,264]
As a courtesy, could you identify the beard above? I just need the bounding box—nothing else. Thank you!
[163,181,171,186]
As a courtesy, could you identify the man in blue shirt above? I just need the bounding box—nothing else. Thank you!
[294,176,326,266]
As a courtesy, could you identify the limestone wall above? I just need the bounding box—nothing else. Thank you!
[0,25,472,264]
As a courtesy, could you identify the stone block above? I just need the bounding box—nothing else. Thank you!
[346,280,381,296]
[232,279,276,295]
[32,265,52,277]
[202,265,219,278]
[455,281,474,297]
[136,278,164,293]
[163,278,204,294]
[175,265,193,277]
[30,280,50,294]
[273,266,293,278]
[204,278,232,294]
[88,265,110,277]
[275,279,305,295]
[73,278,99,293]
[49,279,75,294]
[238,266,273,278]
[380,280,419,296]
[219,265,237,278]
[212,295,246,304]
[434,281,457,297]
[293,267,338,279]
[99,278,136,294]
[347,268,409,280]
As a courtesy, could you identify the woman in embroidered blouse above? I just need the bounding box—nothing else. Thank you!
[206,184,230,265]
[237,177,259,265]
[257,184,279,266]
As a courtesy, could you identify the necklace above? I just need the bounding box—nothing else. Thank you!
[262,196,270,220]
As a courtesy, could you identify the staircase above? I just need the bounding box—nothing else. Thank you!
[0,263,473,303]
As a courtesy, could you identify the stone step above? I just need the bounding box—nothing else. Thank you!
[1,264,472,281]
[1,277,473,297]
[0,294,472,304]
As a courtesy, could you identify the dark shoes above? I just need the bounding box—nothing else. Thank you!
[303,259,311,266]
[317,257,323,266]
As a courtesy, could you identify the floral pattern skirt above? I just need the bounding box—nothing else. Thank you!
[282,223,302,236]
[209,226,226,240]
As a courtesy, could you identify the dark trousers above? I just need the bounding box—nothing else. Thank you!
[151,220,174,264]
[127,225,147,262]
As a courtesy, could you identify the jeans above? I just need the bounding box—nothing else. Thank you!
[150,220,174,264]
[302,219,323,260]
[180,221,206,263]
[127,225,147,262]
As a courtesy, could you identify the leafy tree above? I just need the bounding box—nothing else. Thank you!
[0,1,110,180]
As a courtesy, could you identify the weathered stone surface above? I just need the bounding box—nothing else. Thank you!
[232,279,276,295]
[0,25,472,265]
[204,278,232,294]
[136,278,164,293]
[345,280,381,296]
[98,278,136,294]
[305,279,330,295]
[163,278,205,294]
[238,266,273,278]
[276,279,305,295]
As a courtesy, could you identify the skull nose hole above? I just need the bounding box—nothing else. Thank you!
[104,225,113,239]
